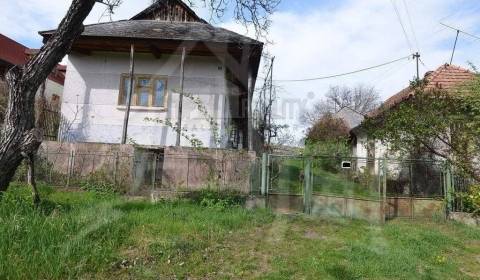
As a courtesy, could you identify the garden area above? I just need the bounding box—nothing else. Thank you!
[1,184,479,279]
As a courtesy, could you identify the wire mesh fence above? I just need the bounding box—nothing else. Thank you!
[450,174,478,214]
[14,149,256,195]
[312,157,381,200]
[263,154,451,222]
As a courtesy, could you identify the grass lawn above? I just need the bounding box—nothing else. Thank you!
[1,184,480,279]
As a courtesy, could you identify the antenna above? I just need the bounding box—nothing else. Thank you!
[450,29,460,65]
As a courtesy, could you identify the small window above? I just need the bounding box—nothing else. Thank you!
[119,74,168,108]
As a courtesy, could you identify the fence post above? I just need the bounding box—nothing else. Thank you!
[304,158,313,215]
[186,157,190,190]
[445,163,453,215]
[381,158,387,224]
[66,150,74,188]
[152,153,157,190]
[261,153,268,196]
[113,152,118,185]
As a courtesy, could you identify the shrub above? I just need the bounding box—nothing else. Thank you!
[457,185,480,216]
[186,189,246,211]
[77,170,119,195]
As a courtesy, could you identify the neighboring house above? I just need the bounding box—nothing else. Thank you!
[333,106,364,130]
[331,106,365,158]
[351,64,476,172]
[39,0,263,150]
[0,33,66,106]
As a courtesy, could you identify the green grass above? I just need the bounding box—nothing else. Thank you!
[1,184,480,279]
[271,158,379,198]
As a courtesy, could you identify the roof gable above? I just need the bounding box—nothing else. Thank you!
[131,0,206,23]
[334,107,365,129]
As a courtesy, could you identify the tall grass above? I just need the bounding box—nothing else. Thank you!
[0,184,272,279]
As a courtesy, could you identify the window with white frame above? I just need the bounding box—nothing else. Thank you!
[118,74,168,108]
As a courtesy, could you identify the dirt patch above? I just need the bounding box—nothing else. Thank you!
[304,229,326,240]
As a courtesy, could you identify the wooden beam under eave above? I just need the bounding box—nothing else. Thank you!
[71,49,92,56]
[149,45,162,59]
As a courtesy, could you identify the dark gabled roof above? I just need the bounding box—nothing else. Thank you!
[334,107,365,129]
[39,20,262,46]
[131,0,207,23]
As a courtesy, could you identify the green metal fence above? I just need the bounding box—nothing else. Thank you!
[260,154,451,223]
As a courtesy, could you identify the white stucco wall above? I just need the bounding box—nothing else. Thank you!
[354,131,388,173]
[60,52,232,148]
[44,79,64,101]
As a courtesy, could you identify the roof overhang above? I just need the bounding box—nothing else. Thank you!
[45,35,261,59]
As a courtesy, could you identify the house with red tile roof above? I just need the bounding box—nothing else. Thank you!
[0,33,66,105]
[351,64,477,171]
[368,64,476,118]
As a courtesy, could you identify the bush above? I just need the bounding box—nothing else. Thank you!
[186,189,246,211]
[77,170,118,195]
[456,185,480,216]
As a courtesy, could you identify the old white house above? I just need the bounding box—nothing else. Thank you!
[40,0,263,150]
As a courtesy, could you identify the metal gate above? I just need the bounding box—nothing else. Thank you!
[259,154,450,223]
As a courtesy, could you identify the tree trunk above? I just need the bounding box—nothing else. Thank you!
[0,0,97,192]
[26,153,40,206]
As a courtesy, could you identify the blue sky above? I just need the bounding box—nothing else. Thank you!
[0,0,479,140]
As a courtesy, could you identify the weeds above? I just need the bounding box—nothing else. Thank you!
[186,189,246,210]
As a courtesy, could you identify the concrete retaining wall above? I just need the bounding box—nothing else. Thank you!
[37,141,255,195]
[385,197,445,219]
[449,212,480,227]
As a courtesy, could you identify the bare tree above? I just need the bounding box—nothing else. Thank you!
[301,84,380,126]
[187,0,280,38]
[0,0,279,201]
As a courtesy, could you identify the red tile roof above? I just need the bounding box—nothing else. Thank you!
[0,33,28,66]
[369,64,476,117]
[0,34,65,85]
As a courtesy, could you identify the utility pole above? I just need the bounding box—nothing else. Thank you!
[450,29,460,65]
[121,43,136,144]
[176,47,186,147]
[267,56,275,146]
[413,52,420,81]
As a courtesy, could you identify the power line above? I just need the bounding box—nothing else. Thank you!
[440,22,480,64]
[271,54,412,83]
[402,0,420,52]
[369,58,410,87]
[440,22,480,41]
[390,0,414,53]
